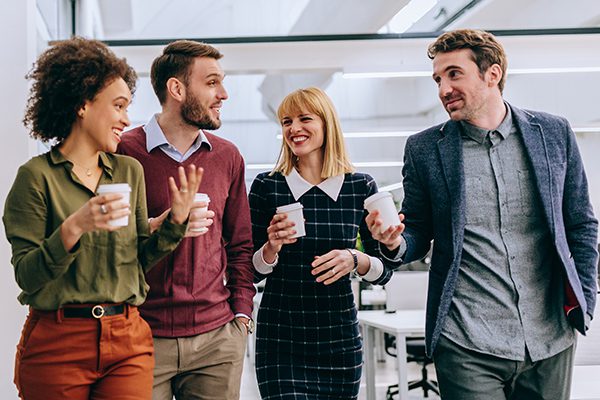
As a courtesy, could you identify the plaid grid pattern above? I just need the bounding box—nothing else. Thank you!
[249,172,394,399]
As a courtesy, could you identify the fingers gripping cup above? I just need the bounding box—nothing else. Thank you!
[190,193,210,233]
[364,191,400,233]
[96,183,131,227]
[276,202,306,239]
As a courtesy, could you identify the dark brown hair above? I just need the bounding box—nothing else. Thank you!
[427,29,507,93]
[150,40,223,104]
[23,36,137,143]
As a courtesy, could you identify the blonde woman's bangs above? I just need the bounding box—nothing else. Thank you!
[277,93,319,122]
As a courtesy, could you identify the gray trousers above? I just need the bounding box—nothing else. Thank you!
[433,335,574,400]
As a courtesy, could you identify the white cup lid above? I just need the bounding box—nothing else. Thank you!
[194,193,210,202]
[364,191,392,209]
[96,183,131,194]
[276,202,303,213]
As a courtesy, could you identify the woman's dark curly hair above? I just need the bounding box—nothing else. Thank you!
[23,36,137,143]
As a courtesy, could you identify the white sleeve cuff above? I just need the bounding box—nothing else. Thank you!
[378,237,406,263]
[359,256,384,282]
[252,243,278,275]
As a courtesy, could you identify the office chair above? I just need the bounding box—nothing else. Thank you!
[384,333,439,399]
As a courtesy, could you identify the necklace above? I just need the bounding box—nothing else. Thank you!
[75,164,94,177]
[63,155,98,177]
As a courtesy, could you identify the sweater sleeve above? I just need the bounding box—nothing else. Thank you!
[248,173,274,283]
[222,155,256,317]
[132,160,187,272]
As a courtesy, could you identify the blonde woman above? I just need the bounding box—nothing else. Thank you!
[249,87,399,399]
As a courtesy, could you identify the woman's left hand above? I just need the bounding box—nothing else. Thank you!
[168,165,204,225]
[311,249,356,285]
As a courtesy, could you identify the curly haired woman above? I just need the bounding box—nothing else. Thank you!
[3,37,202,400]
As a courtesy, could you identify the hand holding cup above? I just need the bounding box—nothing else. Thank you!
[60,187,131,251]
[364,192,404,251]
[265,213,297,254]
[262,202,306,263]
[185,193,215,237]
[168,165,204,225]
[365,211,405,251]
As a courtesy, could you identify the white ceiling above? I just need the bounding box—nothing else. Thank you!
[35,0,600,192]
[37,0,600,123]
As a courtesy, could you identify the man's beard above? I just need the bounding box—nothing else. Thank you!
[181,93,221,130]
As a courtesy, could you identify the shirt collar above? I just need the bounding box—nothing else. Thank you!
[494,103,513,139]
[460,102,513,143]
[284,168,345,201]
[144,113,212,153]
[50,146,114,177]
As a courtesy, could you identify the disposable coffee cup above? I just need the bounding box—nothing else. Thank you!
[364,191,400,233]
[189,193,210,233]
[96,183,131,227]
[276,202,306,238]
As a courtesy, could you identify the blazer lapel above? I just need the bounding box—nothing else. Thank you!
[437,121,466,253]
[511,105,554,230]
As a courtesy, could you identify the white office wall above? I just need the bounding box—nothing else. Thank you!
[0,0,36,400]
[0,0,36,398]
[576,134,600,220]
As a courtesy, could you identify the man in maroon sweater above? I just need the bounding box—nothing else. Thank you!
[118,40,255,400]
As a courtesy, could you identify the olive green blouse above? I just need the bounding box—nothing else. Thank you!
[3,147,187,310]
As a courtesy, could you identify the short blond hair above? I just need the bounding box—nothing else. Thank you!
[272,87,354,178]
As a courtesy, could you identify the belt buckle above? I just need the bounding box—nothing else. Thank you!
[91,305,105,319]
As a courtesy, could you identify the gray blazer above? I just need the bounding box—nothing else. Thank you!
[400,103,598,356]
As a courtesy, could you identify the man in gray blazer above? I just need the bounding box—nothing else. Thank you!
[368,29,598,399]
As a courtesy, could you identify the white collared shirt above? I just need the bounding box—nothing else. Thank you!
[285,167,345,201]
[144,114,212,161]
[253,169,383,282]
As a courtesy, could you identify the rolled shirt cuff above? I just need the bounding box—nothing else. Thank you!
[252,243,278,275]
[359,256,384,282]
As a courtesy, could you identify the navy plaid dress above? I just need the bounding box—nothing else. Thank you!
[249,172,394,399]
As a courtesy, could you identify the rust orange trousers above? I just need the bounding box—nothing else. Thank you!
[15,305,154,400]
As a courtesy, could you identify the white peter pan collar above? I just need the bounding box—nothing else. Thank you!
[285,168,345,202]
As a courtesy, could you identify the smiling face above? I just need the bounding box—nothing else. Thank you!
[80,77,131,153]
[281,109,325,161]
[432,48,500,124]
[181,57,228,130]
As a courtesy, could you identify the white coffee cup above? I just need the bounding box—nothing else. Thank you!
[276,202,306,238]
[96,183,131,227]
[364,191,400,233]
[189,193,210,233]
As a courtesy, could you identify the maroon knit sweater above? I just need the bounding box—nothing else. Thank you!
[118,126,254,337]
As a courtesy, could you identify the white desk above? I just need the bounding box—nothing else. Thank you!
[358,310,426,400]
